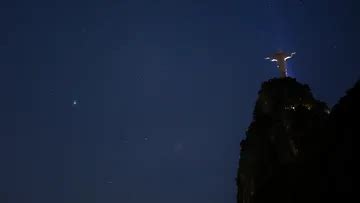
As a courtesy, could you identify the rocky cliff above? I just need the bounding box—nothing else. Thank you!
[236,77,332,203]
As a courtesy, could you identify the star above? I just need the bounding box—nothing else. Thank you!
[72,100,78,106]
[120,137,129,143]
[122,140,129,143]
[174,143,184,152]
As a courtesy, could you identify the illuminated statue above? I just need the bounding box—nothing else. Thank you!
[265,51,296,78]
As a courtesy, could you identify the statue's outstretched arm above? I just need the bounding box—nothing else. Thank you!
[284,52,296,60]
[265,57,277,62]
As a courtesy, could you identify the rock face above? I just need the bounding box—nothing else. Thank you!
[236,77,330,203]
[326,80,358,202]
[237,77,357,203]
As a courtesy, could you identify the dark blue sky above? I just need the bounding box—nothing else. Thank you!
[0,0,359,203]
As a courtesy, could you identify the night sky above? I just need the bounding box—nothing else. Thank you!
[1,0,359,203]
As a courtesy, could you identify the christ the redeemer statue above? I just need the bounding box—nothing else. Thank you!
[265,51,296,78]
